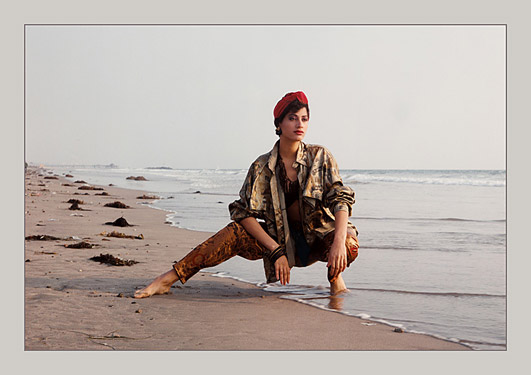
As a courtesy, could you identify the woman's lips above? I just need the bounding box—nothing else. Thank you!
[295,131,304,135]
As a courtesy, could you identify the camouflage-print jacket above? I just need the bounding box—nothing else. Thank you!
[229,141,356,267]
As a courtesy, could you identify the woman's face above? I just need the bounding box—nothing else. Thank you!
[278,107,309,143]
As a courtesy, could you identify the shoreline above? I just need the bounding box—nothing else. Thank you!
[24,166,469,350]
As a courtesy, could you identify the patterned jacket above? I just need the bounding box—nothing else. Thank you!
[229,141,356,267]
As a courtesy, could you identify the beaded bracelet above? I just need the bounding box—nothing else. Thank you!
[269,245,287,264]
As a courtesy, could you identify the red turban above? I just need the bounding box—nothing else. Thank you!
[273,91,308,119]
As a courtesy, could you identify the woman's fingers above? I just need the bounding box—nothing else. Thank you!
[329,255,347,278]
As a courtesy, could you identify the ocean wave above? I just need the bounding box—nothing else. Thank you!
[346,287,506,298]
[342,170,505,187]
[354,216,505,223]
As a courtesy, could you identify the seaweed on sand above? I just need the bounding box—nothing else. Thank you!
[136,194,158,199]
[44,176,58,180]
[104,217,133,227]
[69,202,87,210]
[78,185,104,191]
[74,180,87,184]
[99,230,143,240]
[67,199,84,204]
[65,241,99,249]
[89,253,138,266]
[25,235,61,241]
[126,176,147,181]
[95,192,109,196]
[104,201,130,209]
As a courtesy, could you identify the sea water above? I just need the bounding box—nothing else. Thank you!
[47,165,506,350]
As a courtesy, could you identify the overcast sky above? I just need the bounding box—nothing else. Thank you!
[25,25,505,170]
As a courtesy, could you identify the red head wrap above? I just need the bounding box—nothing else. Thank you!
[273,91,308,119]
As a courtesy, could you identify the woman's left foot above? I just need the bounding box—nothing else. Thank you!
[330,274,349,295]
[134,269,179,299]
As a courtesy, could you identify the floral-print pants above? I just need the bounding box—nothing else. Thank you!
[173,221,359,284]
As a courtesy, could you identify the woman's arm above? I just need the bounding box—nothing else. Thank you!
[239,217,278,252]
[240,217,291,285]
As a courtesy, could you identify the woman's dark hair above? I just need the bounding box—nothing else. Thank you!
[274,99,310,128]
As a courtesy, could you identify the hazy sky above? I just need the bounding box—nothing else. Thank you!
[26,25,505,170]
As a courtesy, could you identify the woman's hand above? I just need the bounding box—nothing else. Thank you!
[275,255,290,285]
[327,240,347,280]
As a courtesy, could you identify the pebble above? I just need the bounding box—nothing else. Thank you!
[394,328,404,333]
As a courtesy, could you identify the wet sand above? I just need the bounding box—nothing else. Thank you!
[24,167,468,350]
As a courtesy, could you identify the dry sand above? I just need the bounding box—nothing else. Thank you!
[24,167,468,350]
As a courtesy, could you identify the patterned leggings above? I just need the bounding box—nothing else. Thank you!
[173,221,359,284]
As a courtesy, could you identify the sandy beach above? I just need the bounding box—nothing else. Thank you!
[24,166,468,350]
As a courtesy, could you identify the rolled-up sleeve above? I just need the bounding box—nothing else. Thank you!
[229,162,262,222]
[322,150,355,216]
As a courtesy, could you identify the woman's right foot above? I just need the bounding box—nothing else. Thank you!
[134,269,179,299]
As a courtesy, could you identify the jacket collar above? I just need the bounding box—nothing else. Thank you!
[266,141,307,172]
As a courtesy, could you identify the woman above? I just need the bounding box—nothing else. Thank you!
[134,91,359,299]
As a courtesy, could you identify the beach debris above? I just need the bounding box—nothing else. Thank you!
[30,192,40,196]
[38,183,46,186]
[78,185,104,191]
[74,180,87,184]
[135,309,142,313]
[74,192,90,195]
[193,190,201,194]
[36,223,45,226]
[65,241,99,249]
[89,253,139,266]
[36,251,57,255]
[126,176,148,181]
[105,217,133,227]
[136,194,158,199]
[62,183,74,186]
[69,202,86,210]
[67,199,84,204]
[393,328,404,333]
[44,176,58,180]
[167,196,174,199]
[25,259,30,262]
[25,234,61,241]
[70,213,84,217]
[104,201,130,209]
[108,183,114,186]
[95,192,109,196]
[361,322,376,326]
[99,230,144,240]
[65,174,73,177]
[116,293,124,298]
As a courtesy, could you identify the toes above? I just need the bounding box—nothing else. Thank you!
[134,289,150,299]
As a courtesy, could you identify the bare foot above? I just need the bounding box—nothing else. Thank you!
[330,274,349,295]
[134,269,179,299]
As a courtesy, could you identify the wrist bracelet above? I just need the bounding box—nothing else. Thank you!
[269,245,287,264]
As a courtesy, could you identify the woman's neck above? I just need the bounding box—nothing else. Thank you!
[278,139,300,161]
